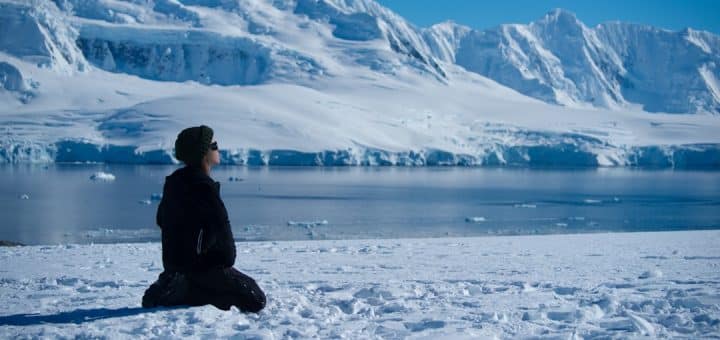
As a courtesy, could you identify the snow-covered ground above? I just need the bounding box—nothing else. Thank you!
[1,230,718,338]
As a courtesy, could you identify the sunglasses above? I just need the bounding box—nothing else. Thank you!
[210,141,219,151]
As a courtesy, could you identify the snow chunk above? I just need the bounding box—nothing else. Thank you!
[638,269,663,279]
[0,61,34,103]
[0,62,26,92]
[628,312,656,336]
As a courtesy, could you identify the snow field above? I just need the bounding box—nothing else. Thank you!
[1,230,718,338]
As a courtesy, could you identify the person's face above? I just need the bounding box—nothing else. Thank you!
[205,140,220,166]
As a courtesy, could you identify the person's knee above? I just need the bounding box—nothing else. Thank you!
[255,289,267,311]
[142,272,191,308]
[223,269,266,313]
[244,298,265,313]
[141,286,158,308]
[240,287,266,313]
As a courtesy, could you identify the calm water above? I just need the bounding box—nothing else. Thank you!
[1,165,719,245]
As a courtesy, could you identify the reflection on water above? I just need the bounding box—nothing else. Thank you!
[1,164,719,245]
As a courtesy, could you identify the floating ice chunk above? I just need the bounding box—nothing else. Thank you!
[465,217,486,223]
[228,176,244,182]
[19,194,30,200]
[556,223,568,227]
[583,199,602,204]
[90,172,115,182]
[514,203,536,208]
[288,220,328,228]
[150,193,162,201]
[638,269,663,279]
[138,199,152,205]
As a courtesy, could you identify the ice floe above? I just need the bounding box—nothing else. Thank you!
[287,220,329,228]
[514,203,537,208]
[89,172,115,182]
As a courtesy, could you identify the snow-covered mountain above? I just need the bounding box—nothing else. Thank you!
[424,9,720,114]
[1,0,719,167]
[1,0,446,85]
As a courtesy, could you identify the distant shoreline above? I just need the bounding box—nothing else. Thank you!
[2,142,720,169]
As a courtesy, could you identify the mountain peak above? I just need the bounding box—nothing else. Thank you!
[432,20,458,28]
[530,8,586,36]
[428,20,470,33]
[544,8,578,21]
[535,8,583,29]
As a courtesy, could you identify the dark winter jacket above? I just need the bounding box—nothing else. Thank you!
[156,166,236,273]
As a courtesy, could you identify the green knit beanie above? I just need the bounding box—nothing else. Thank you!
[174,125,214,165]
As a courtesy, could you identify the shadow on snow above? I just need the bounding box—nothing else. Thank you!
[0,306,186,326]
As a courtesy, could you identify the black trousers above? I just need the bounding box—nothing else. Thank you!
[142,267,266,313]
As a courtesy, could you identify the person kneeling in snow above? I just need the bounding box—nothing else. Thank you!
[142,125,266,313]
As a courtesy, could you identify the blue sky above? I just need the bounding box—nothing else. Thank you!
[375,0,720,34]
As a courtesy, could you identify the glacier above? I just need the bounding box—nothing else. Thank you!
[1,0,719,167]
